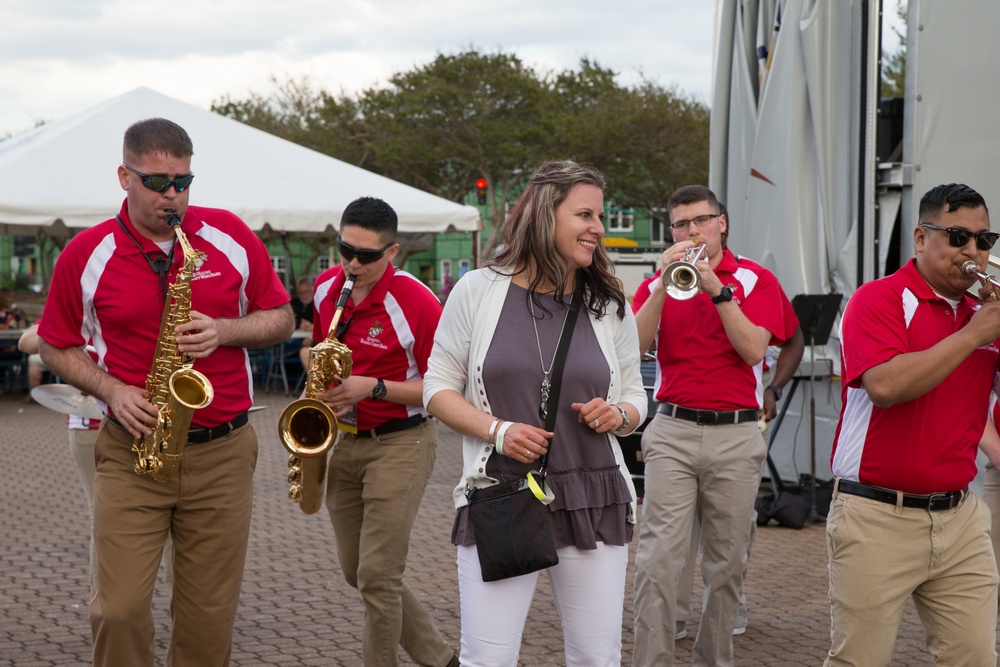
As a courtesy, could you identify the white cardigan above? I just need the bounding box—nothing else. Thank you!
[423,268,649,520]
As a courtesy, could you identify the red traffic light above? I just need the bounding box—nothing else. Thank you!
[476,179,487,190]
[476,178,487,205]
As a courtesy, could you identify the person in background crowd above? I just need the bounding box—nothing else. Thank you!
[290,275,315,370]
[424,160,647,666]
[38,117,293,666]
[309,196,458,667]
[825,183,1000,666]
[631,185,789,666]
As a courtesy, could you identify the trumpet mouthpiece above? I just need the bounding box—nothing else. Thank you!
[962,261,980,276]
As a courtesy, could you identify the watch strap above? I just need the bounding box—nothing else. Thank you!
[711,286,733,304]
[765,384,782,401]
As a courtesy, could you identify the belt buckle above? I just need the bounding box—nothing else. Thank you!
[926,491,954,511]
[695,410,717,426]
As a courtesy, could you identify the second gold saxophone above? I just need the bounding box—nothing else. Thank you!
[133,209,215,482]
[278,273,355,514]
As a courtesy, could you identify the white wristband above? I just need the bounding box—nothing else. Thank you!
[495,421,514,455]
[487,418,501,442]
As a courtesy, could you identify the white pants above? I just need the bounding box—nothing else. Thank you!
[457,542,628,667]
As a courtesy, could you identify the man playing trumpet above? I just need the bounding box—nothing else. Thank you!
[630,185,790,666]
[825,183,1000,666]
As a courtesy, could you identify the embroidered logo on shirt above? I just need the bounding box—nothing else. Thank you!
[190,250,222,281]
[359,319,389,350]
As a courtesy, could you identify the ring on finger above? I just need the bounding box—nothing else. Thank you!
[593,418,601,428]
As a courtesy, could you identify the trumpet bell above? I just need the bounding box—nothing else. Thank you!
[277,398,339,458]
[662,244,707,300]
[664,264,701,300]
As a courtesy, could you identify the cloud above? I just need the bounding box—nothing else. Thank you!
[0,0,714,136]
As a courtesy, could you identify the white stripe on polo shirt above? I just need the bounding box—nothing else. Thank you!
[197,222,251,317]
[81,231,117,373]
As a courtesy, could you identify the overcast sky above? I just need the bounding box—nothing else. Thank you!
[0,1,903,139]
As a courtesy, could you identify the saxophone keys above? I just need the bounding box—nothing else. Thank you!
[288,466,302,484]
[289,485,303,502]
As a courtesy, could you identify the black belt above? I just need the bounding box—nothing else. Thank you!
[186,412,249,444]
[657,402,758,426]
[111,411,248,444]
[354,414,426,439]
[836,479,967,512]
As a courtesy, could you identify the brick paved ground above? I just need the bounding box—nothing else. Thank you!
[0,386,993,666]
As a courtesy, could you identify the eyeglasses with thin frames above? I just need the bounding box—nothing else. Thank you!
[337,239,395,264]
[670,213,720,233]
[123,162,195,193]
[920,223,999,251]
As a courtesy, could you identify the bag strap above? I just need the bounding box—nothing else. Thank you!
[536,283,582,472]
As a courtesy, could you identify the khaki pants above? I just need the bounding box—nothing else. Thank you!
[326,419,453,667]
[981,463,1000,605]
[91,420,257,667]
[632,414,765,667]
[825,483,998,667]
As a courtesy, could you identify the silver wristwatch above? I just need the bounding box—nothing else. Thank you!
[613,404,630,432]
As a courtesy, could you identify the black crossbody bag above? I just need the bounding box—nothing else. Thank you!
[466,289,580,582]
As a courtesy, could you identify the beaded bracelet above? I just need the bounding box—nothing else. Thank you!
[495,421,514,455]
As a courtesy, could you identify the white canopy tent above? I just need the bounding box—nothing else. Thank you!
[0,87,481,237]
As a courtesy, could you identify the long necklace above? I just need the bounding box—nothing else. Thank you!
[529,295,571,421]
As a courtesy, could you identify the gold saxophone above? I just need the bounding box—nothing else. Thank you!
[133,209,215,482]
[278,273,355,513]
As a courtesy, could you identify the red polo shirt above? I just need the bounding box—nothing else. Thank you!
[831,259,999,493]
[40,201,289,426]
[313,264,441,430]
[632,248,787,410]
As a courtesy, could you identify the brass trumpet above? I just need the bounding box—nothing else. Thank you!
[662,244,708,300]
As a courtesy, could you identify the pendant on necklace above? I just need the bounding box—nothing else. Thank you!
[540,373,551,420]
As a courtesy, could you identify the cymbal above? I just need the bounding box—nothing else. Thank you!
[31,385,104,419]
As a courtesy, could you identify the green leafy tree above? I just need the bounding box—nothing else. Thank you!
[213,49,710,260]
[881,1,906,98]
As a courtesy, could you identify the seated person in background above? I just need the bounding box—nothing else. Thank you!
[0,287,29,330]
[1,288,31,392]
[291,276,315,369]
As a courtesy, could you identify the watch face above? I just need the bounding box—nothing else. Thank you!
[372,380,387,399]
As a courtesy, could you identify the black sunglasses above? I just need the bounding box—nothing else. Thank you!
[337,239,395,265]
[123,162,195,193]
[921,223,1000,251]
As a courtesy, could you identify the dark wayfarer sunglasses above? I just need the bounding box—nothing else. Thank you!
[123,162,195,193]
[337,239,395,265]
[920,223,1000,251]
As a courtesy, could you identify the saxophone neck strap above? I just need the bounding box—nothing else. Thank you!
[117,215,176,303]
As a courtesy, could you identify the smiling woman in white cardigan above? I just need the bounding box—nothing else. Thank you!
[423,160,647,667]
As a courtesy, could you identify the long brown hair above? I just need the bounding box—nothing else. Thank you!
[488,160,626,319]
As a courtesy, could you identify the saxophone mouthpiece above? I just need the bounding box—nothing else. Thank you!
[164,209,181,228]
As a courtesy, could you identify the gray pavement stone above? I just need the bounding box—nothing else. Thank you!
[1,387,994,665]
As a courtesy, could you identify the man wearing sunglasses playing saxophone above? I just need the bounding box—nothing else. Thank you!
[306,197,457,667]
[825,183,1000,666]
[39,118,294,667]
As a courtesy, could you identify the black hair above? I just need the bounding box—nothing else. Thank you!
[123,118,193,162]
[340,196,398,242]
[918,183,989,224]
